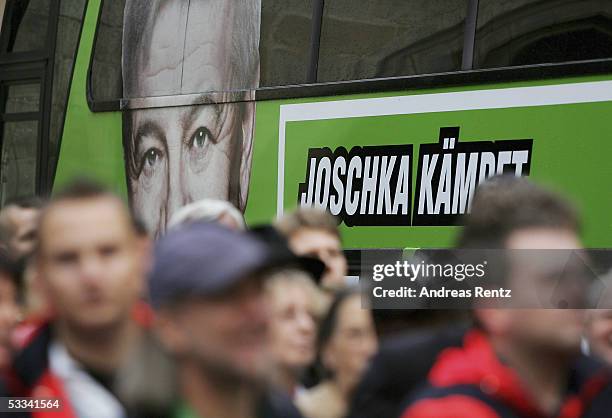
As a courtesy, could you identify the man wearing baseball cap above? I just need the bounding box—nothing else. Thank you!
[147,222,303,418]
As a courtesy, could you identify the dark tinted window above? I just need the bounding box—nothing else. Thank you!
[89,0,124,102]
[475,0,612,68]
[2,0,50,53]
[317,0,468,82]
[0,0,86,199]
[5,83,40,113]
[260,0,313,87]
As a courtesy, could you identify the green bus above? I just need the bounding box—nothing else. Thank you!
[1,0,612,251]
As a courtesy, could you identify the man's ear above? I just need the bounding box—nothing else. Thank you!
[239,101,256,212]
[31,260,53,314]
[134,236,152,297]
[154,311,188,356]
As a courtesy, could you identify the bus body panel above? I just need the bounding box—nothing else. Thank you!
[54,0,612,248]
[54,0,126,198]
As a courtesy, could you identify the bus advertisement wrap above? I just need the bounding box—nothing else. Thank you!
[260,79,612,248]
[48,1,612,250]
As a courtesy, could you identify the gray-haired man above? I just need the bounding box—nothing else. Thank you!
[122,1,261,237]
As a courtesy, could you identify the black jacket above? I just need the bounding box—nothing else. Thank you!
[346,326,466,418]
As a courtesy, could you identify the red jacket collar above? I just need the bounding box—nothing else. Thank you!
[4,303,153,417]
[428,330,609,418]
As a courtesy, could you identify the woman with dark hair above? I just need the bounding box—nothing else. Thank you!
[296,289,378,418]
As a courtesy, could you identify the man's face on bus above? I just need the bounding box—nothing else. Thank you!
[125,1,254,237]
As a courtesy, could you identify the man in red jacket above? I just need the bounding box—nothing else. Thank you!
[400,176,611,418]
[2,179,148,418]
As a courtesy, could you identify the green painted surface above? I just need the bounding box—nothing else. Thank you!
[250,75,612,248]
[281,100,612,248]
[53,0,126,198]
[244,99,281,226]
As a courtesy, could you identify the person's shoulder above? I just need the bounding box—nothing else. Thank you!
[0,376,30,418]
[398,381,513,418]
[346,326,467,418]
[0,375,10,396]
[582,373,612,418]
[258,388,303,418]
[295,382,344,418]
[297,382,336,403]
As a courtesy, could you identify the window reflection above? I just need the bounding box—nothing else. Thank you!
[317,0,468,82]
[4,0,50,53]
[475,0,612,68]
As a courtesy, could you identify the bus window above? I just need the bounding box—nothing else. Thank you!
[317,0,468,83]
[1,121,38,205]
[121,1,260,98]
[91,0,311,102]
[475,0,612,69]
[0,0,86,201]
[1,0,50,54]
[89,0,125,104]
[4,83,39,113]
[260,0,313,87]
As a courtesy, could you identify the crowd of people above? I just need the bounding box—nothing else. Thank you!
[0,176,610,418]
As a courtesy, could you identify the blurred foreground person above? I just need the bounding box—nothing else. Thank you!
[2,180,147,418]
[275,208,348,290]
[400,176,611,418]
[297,289,377,418]
[145,223,302,418]
[0,197,42,261]
[168,198,246,231]
[0,250,20,372]
[266,269,322,395]
[586,309,612,366]
[584,273,612,366]
[0,198,45,317]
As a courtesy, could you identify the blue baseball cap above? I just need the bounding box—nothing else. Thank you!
[149,222,292,308]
